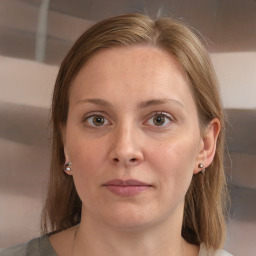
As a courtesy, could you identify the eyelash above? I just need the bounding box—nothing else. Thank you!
[82,111,174,128]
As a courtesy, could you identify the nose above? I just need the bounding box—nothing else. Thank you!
[109,124,144,167]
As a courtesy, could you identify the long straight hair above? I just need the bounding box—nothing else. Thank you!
[42,13,228,250]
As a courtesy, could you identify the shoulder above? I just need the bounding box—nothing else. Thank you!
[199,243,233,256]
[0,234,57,256]
[214,249,233,256]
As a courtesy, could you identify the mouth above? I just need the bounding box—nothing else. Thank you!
[102,179,153,197]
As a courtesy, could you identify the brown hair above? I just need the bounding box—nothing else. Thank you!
[42,13,228,250]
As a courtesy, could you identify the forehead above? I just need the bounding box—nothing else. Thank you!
[69,46,195,110]
[78,46,186,79]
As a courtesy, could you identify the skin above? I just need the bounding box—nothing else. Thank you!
[50,46,220,256]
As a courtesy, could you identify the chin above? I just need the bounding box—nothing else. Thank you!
[100,204,159,231]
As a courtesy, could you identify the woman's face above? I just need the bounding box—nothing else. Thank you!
[63,46,206,231]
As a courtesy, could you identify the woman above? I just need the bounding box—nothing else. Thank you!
[1,13,232,256]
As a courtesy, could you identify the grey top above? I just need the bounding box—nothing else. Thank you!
[0,235,232,256]
[0,235,56,256]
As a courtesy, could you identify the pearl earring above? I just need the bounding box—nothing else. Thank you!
[198,163,205,174]
[64,162,72,172]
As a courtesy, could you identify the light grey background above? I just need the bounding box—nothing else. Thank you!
[0,1,256,255]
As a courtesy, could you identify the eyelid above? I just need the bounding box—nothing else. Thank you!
[147,111,174,120]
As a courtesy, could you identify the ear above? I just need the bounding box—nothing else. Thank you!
[194,118,220,174]
[61,125,73,176]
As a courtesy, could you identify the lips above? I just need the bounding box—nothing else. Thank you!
[103,179,153,196]
[104,179,150,186]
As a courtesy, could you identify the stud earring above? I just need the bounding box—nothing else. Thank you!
[64,162,72,172]
[198,163,205,174]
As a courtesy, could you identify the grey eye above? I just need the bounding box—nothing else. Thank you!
[86,115,110,127]
[92,116,105,126]
[146,112,173,127]
[153,115,166,126]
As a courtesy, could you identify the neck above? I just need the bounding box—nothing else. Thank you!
[73,208,190,256]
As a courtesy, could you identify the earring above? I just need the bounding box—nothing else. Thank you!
[64,162,72,172]
[198,163,205,174]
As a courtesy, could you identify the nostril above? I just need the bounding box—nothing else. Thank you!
[111,157,139,164]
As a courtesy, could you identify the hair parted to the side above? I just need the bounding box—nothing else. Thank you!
[41,13,228,250]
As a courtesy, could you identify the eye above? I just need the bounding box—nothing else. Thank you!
[146,112,173,127]
[84,114,110,127]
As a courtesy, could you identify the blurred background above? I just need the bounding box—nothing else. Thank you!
[0,0,255,255]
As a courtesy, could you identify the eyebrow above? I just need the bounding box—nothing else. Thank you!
[77,98,185,109]
[77,98,112,107]
[138,98,185,109]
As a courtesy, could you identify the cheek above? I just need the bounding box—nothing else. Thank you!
[67,138,105,204]
[147,136,198,193]
[149,136,198,171]
[66,135,107,181]
[66,125,103,161]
